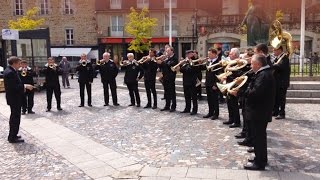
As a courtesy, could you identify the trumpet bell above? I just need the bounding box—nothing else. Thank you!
[21,71,27,77]
[227,76,248,92]
[225,59,248,71]
[216,81,236,95]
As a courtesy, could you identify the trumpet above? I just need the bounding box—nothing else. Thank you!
[21,69,27,77]
[207,60,229,72]
[171,59,187,72]
[155,55,167,61]
[191,57,209,66]
[96,59,105,66]
[81,61,87,66]
[48,64,56,70]
[138,56,153,64]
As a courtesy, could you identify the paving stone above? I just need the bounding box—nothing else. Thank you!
[279,172,314,180]
[76,159,106,171]
[186,168,216,179]
[140,177,170,180]
[139,166,160,177]
[84,165,116,179]
[216,169,247,180]
[247,171,280,180]
[157,167,188,177]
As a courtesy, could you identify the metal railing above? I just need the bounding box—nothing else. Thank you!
[290,54,320,76]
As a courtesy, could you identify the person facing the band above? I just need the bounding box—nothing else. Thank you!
[272,46,290,119]
[76,53,94,107]
[18,60,36,115]
[141,48,158,109]
[156,47,178,112]
[201,48,221,120]
[180,50,199,115]
[96,52,120,106]
[124,53,144,107]
[41,57,63,112]
[59,56,71,88]
[4,56,34,143]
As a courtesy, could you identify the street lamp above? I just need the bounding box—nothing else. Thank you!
[191,15,195,50]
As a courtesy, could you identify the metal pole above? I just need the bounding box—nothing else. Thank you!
[169,0,172,46]
[192,23,194,49]
[300,0,305,75]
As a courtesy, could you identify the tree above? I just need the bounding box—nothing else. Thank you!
[275,10,284,22]
[125,7,157,53]
[8,7,45,30]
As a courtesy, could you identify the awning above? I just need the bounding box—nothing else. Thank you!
[51,48,64,57]
[207,37,240,43]
[60,48,91,57]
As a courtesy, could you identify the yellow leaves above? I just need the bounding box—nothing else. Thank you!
[125,7,157,53]
[275,10,284,22]
[8,7,45,30]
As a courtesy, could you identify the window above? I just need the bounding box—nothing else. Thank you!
[15,0,23,15]
[164,0,177,8]
[164,14,177,36]
[110,16,123,36]
[137,0,149,9]
[110,0,121,9]
[65,28,74,46]
[64,0,73,14]
[40,0,49,15]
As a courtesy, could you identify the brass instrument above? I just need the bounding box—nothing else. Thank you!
[217,69,252,95]
[225,59,248,72]
[119,58,129,67]
[48,64,56,70]
[138,56,156,64]
[216,71,233,82]
[207,60,229,72]
[81,61,87,66]
[171,59,188,72]
[96,59,105,66]
[269,20,293,57]
[190,57,209,66]
[155,55,167,61]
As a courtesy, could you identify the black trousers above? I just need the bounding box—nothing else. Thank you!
[144,80,157,106]
[197,73,202,97]
[273,86,288,116]
[206,86,219,116]
[126,82,140,105]
[22,90,34,112]
[62,73,70,87]
[183,84,198,112]
[103,80,118,105]
[163,80,176,109]
[8,103,22,140]
[46,85,61,110]
[227,95,240,124]
[79,82,92,105]
[253,120,268,167]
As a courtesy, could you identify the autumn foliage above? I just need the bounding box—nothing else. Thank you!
[8,7,45,30]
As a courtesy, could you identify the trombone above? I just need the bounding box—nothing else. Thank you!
[171,58,188,72]
[207,59,229,72]
[190,57,209,66]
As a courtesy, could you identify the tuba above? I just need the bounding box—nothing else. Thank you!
[269,20,293,57]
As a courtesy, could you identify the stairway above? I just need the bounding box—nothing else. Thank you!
[117,73,320,104]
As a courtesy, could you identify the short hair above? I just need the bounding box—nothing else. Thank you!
[256,43,268,55]
[230,48,240,58]
[246,48,254,56]
[253,54,267,66]
[8,56,21,65]
[149,48,157,55]
[48,57,54,61]
[20,60,28,64]
[127,53,134,57]
[81,53,87,57]
[62,56,67,60]
[186,50,193,54]
[208,48,218,54]
[217,47,222,51]
[103,52,110,56]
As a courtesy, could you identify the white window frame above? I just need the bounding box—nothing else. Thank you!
[15,0,24,15]
[64,0,73,15]
[110,0,121,9]
[137,0,149,9]
[40,0,49,15]
[110,16,123,37]
[164,0,177,8]
[65,28,74,46]
[164,14,177,36]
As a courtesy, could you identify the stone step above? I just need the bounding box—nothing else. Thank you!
[288,81,320,90]
[286,90,320,98]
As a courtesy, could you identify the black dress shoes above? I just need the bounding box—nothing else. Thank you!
[203,114,212,118]
[247,147,255,153]
[8,138,25,143]
[169,109,176,112]
[144,105,151,108]
[78,105,84,107]
[28,111,35,114]
[180,109,190,113]
[190,112,197,115]
[88,104,92,107]
[248,157,255,163]
[136,104,141,107]
[104,104,109,106]
[46,109,51,112]
[238,140,253,147]
[244,163,265,171]
[275,115,285,119]
[113,103,120,106]
[57,107,63,111]
[160,107,170,111]
[229,123,241,128]
[223,121,233,125]
[152,105,157,109]
[21,112,26,115]
[128,104,135,106]
[235,132,246,139]
[211,115,218,120]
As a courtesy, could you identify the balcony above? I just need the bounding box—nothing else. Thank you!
[108,26,124,37]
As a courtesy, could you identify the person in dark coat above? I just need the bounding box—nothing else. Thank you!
[230,54,275,170]
[41,57,63,112]
[76,53,94,107]
[180,50,199,115]
[124,53,144,107]
[272,46,290,119]
[18,60,36,114]
[156,47,178,112]
[201,48,221,120]
[141,48,158,109]
[96,52,119,106]
[4,56,34,143]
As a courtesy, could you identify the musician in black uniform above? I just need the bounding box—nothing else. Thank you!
[76,53,94,107]
[217,47,225,103]
[193,50,203,100]
[124,53,144,107]
[18,60,36,114]
[223,48,242,128]
[201,48,221,120]
[96,52,119,106]
[254,43,272,67]
[141,48,158,109]
[41,57,63,112]
[157,47,178,112]
[179,50,198,115]
[272,46,290,119]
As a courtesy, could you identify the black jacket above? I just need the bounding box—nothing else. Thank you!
[158,55,178,82]
[40,65,61,87]
[124,62,144,84]
[96,60,118,82]
[244,67,275,123]
[273,53,290,88]
[3,66,25,106]
[180,62,198,86]
[76,61,94,83]
[18,67,36,85]
[200,58,221,87]
[141,58,158,81]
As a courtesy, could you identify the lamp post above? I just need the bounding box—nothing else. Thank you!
[191,15,195,50]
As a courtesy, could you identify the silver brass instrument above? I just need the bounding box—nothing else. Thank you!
[81,61,87,66]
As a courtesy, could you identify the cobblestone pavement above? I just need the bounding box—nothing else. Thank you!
[0,113,91,179]
[0,74,320,179]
